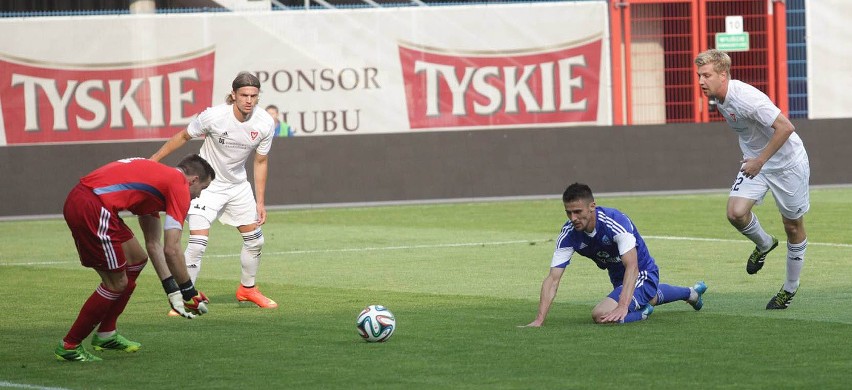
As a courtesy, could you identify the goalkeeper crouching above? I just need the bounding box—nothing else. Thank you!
[55,155,215,362]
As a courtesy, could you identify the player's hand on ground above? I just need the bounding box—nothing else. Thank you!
[600,306,628,324]
[168,291,197,319]
[185,291,209,315]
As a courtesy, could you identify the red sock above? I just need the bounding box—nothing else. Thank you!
[63,284,122,347]
[97,278,137,334]
[98,261,145,334]
[126,260,147,282]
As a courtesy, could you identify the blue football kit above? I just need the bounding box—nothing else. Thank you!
[551,206,660,310]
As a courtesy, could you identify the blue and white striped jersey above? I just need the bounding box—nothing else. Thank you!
[551,206,659,287]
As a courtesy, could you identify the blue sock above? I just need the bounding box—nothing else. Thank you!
[622,310,648,323]
[656,284,691,305]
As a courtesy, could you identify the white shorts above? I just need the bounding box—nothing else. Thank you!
[188,181,258,228]
[729,158,810,220]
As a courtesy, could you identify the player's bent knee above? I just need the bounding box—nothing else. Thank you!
[591,308,607,323]
[591,297,618,323]
[726,210,748,225]
[591,311,610,324]
[242,228,264,254]
[126,258,148,274]
[103,274,129,292]
[126,256,148,266]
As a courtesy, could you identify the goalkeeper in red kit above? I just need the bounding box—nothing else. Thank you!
[55,155,215,362]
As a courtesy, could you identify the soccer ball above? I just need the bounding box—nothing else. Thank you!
[356,304,396,342]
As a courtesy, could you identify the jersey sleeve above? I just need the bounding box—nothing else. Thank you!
[163,172,190,231]
[186,107,212,138]
[163,215,183,231]
[742,84,781,128]
[613,232,637,256]
[551,224,575,268]
[256,123,274,156]
[601,210,637,255]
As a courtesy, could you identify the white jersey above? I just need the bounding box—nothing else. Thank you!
[717,80,806,172]
[187,104,275,186]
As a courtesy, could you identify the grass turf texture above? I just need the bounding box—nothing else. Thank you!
[1,188,851,388]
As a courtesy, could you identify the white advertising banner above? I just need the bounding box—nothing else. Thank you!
[0,2,611,145]
[807,0,852,119]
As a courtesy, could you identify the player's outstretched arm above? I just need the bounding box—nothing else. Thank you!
[138,215,196,319]
[138,215,172,280]
[162,227,209,318]
[524,267,566,327]
[162,228,191,283]
[150,129,192,162]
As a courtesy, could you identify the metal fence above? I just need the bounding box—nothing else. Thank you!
[786,0,807,119]
[619,0,786,124]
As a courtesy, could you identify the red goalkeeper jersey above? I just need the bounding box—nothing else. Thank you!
[79,158,190,226]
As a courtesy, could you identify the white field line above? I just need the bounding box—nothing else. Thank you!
[0,381,71,390]
[205,235,852,258]
[646,235,852,248]
[3,235,852,266]
[206,239,537,258]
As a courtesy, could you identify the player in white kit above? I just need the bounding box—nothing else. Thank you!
[151,72,278,310]
[695,49,809,309]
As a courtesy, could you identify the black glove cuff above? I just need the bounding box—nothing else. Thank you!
[162,276,180,295]
[179,280,198,301]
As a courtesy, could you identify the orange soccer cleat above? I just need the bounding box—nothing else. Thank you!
[236,285,278,308]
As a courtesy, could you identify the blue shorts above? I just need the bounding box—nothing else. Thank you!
[606,269,659,311]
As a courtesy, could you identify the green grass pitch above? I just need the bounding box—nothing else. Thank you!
[1,188,851,389]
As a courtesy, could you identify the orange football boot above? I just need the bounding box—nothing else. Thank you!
[236,285,278,308]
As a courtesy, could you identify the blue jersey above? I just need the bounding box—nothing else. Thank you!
[551,206,659,287]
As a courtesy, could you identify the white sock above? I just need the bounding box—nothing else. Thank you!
[784,239,807,292]
[739,213,774,251]
[185,235,208,284]
[96,330,116,339]
[240,229,264,287]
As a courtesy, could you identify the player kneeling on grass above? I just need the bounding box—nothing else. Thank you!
[55,155,215,362]
[525,183,707,326]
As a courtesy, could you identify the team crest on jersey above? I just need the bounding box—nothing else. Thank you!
[727,111,737,122]
[250,131,258,140]
[601,236,611,245]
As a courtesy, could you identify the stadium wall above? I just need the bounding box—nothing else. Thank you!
[1,118,849,218]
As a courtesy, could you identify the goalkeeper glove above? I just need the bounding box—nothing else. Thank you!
[167,291,197,319]
[184,291,209,315]
[178,280,209,315]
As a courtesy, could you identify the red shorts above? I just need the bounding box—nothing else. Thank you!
[63,183,133,271]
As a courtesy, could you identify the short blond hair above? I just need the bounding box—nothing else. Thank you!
[695,49,731,75]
